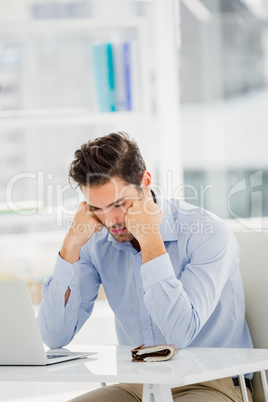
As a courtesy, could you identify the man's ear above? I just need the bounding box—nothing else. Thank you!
[141,171,152,196]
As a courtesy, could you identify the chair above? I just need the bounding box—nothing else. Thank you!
[233,230,268,402]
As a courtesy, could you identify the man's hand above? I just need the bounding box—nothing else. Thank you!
[125,196,166,263]
[125,196,163,242]
[60,201,103,264]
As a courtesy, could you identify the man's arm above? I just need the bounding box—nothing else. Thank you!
[37,250,101,348]
[126,201,239,348]
[59,201,103,305]
[140,224,240,348]
[37,201,103,347]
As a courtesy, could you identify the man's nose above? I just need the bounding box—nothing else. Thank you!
[104,208,124,227]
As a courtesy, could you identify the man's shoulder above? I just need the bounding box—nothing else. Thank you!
[162,198,234,241]
[161,197,222,224]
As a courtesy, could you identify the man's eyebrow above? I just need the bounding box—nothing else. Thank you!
[88,197,125,210]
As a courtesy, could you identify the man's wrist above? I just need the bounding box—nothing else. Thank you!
[139,231,167,264]
[60,235,82,264]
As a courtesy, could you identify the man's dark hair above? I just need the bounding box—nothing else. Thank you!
[69,131,146,188]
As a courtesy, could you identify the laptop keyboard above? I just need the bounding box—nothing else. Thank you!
[47,354,68,359]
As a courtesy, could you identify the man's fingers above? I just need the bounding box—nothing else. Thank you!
[127,196,161,217]
[77,200,87,210]
[95,224,103,233]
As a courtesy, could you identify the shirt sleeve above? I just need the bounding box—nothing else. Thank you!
[37,246,100,348]
[140,223,239,348]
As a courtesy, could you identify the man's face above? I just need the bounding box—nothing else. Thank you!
[82,177,142,243]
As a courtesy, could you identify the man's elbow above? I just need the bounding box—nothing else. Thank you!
[37,317,73,349]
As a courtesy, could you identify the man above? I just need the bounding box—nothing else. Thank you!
[38,132,253,401]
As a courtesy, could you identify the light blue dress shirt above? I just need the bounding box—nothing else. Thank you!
[38,197,253,352]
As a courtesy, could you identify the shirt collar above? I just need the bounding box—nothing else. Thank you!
[155,195,179,241]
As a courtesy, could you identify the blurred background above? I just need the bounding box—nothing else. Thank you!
[0,0,268,300]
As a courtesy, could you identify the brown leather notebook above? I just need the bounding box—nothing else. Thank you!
[131,344,179,362]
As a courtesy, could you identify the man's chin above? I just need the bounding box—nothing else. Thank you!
[109,229,133,243]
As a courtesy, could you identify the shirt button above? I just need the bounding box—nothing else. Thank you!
[66,272,72,277]
[140,289,145,295]
[137,255,141,259]
[145,323,150,329]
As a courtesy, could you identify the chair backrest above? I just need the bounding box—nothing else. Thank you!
[233,230,268,402]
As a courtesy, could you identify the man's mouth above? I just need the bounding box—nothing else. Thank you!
[110,226,127,235]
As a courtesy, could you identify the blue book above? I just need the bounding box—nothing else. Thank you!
[92,43,117,112]
[122,42,132,111]
[106,44,116,111]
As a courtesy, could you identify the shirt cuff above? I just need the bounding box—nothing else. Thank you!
[52,252,81,287]
[140,253,176,289]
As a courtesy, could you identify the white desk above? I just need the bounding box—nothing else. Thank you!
[1,346,268,402]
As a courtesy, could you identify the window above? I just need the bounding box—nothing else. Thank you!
[179,0,268,230]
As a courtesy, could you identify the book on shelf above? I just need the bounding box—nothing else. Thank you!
[122,42,131,111]
[92,43,116,113]
[114,42,129,111]
[128,40,139,112]
[92,41,139,113]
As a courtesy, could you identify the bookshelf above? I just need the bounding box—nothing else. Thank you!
[0,15,153,164]
[0,17,149,113]
[0,109,144,128]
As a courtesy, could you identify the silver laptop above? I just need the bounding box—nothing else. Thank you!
[0,280,95,365]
